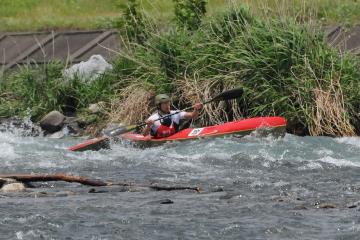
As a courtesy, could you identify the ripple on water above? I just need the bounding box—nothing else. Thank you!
[1,130,360,239]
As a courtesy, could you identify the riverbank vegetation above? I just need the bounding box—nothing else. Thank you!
[1,0,360,31]
[1,0,360,136]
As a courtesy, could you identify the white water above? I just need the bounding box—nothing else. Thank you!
[1,128,360,239]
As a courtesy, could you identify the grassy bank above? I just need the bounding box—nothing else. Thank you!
[1,2,360,136]
[1,0,360,31]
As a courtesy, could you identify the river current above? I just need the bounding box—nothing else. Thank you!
[1,126,360,239]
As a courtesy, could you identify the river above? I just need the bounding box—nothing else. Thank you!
[1,126,360,239]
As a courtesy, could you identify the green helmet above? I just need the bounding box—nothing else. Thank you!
[154,94,170,105]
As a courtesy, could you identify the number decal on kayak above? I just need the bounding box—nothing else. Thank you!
[188,128,204,136]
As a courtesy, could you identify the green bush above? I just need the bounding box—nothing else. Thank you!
[173,0,207,31]
[0,62,117,121]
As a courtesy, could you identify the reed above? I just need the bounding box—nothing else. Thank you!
[1,1,360,136]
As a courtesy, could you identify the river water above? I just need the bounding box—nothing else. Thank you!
[1,126,360,240]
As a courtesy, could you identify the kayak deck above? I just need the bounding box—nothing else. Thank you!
[121,117,286,144]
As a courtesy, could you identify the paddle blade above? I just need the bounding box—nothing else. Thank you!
[211,88,243,102]
[104,124,138,137]
[68,137,110,152]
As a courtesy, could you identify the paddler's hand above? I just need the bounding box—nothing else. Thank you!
[146,119,154,127]
[194,103,203,111]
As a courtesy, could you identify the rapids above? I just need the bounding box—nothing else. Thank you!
[1,127,360,239]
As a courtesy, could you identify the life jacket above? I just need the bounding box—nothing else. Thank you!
[151,112,180,138]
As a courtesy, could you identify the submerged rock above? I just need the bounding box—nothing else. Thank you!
[347,201,360,209]
[317,203,336,209]
[160,199,174,204]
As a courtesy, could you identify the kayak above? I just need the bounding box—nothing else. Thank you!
[121,116,286,147]
[68,116,286,151]
[68,136,110,152]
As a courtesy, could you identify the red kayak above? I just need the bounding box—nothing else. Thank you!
[121,116,286,145]
[68,116,286,151]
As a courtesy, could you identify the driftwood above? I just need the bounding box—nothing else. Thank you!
[148,184,200,192]
[0,174,201,192]
[0,174,108,186]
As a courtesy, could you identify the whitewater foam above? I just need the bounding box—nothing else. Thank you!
[335,137,360,148]
[317,156,360,168]
[0,142,18,159]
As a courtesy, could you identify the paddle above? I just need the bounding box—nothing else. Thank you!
[103,87,244,137]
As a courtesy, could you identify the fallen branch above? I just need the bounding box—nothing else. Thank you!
[0,174,201,192]
[0,174,108,187]
[148,184,200,192]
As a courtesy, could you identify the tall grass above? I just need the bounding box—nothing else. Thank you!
[107,6,360,136]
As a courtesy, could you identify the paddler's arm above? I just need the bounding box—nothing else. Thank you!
[143,119,154,136]
[184,103,203,120]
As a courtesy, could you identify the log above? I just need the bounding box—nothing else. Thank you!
[148,184,200,192]
[0,174,201,192]
[0,174,108,187]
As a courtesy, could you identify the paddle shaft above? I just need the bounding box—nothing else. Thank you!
[106,88,243,136]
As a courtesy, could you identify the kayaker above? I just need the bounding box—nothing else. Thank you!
[143,94,203,138]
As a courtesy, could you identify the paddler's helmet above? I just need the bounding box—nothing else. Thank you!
[154,94,171,105]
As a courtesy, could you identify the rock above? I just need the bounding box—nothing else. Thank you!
[88,102,105,114]
[211,186,224,192]
[1,182,26,192]
[40,111,65,133]
[0,178,7,188]
[271,195,287,202]
[63,55,113,83]
[47,130,65,139]
[318,203,336,209]
[347,201,360,208]
[160,199,174,204]
[88,188,109,194]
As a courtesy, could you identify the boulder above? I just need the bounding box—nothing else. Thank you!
[63,55,113,83]
[1,182,26,193]
[40,111,65,133]
[88,102,105,114]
